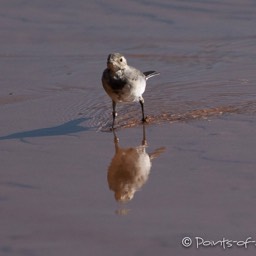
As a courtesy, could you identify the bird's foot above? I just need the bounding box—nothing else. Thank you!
[142,116,149,123]
[142,139,148,146]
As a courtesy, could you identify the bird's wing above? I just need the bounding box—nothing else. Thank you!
[123,66,144,82]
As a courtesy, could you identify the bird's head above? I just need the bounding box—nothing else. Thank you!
[107,53,127,72]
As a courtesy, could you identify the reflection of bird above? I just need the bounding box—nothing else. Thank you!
[107,125,165,202]
[102,53,159,128]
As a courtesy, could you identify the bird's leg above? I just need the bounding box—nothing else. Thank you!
[139,97,146,122]
[142,123,147,146]
[112,100,117,129]
[112,129,119,153]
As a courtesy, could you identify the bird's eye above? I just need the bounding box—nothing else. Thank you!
[120,58,123,62]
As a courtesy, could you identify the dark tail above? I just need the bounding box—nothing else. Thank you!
[143,71,160,80]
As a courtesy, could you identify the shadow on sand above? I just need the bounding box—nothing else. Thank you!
[0,118,92,142]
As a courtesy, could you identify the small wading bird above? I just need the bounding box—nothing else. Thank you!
[107,126,165,203]
[102,53,159,128]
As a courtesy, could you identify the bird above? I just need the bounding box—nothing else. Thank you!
[102,53,159,128]
[107,126,165,202]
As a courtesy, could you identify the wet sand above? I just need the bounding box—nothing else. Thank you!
[1,0,256,255]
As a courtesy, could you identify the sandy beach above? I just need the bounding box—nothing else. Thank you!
[1,0,256,255]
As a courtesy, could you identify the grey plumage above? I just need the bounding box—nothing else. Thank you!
[102,53,159,128]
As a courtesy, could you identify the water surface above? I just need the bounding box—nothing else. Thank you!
[0,0,256,255]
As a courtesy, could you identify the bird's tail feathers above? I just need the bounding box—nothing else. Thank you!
[143,71,160,80]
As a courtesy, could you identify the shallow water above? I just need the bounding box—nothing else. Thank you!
[1,0,256,255]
